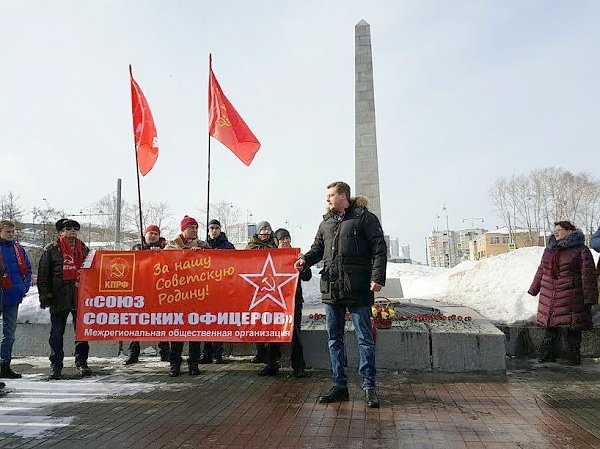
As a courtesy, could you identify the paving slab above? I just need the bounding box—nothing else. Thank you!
[0,357,598,448]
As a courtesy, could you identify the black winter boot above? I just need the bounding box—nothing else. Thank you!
[0,362,22,379]
[537,329,557,363]
[75,361,93,377]
[318,386,349,403]
[566,330,582,365]
[49,366,62,380]
[188,362,200,376]
[169,365,181,377]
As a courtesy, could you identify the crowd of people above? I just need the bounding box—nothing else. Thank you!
[1,181,598,408]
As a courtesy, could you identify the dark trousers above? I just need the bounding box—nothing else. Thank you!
[169,341,201,367]
[202,341,224,358]
[256,342,280,366]
[290,301,305,371]
[49,309,89,369]
[541,327,582,360]
[129,341,170,358]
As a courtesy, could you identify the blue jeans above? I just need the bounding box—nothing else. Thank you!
[49,310,89,369]
[1,304,19,363]
[325,304,376,390]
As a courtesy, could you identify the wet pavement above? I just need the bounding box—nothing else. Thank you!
[0,356,598,448]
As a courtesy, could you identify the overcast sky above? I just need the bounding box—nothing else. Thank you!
[2,1,599,262]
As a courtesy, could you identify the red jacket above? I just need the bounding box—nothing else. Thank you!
[528,230,598,329]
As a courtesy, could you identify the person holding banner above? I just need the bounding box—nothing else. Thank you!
[166,215,209,377]
[274,228,312,378]
[200,219,235,365]
[295,181,386,408]
[124,224,169,365]
[246,221,281,376]
[0,220,32,379]
[38,219,92,380]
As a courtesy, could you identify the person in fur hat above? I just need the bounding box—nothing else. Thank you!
[295,181,387,408]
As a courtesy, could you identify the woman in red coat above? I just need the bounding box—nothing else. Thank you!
[528,221,598,365]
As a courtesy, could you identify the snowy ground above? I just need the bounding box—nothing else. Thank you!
[17,247,599,326]
[0,357,182,437]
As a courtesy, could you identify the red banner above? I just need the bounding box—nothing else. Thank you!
[208,54,261,166]
[76,249,300,342]
[129,65,159,176]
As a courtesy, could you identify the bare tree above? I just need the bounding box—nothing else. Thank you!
[0,192,24,224]
[490,167,600,247]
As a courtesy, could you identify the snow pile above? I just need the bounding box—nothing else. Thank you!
[303,247,550,324]
[430,247,543,323]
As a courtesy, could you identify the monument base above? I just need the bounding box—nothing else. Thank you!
[13,299,506,373]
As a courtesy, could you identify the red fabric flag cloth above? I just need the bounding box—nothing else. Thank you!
[129,65,159,176]
[208,56,261,166]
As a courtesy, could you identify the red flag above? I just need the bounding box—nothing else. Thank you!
[129,65,159,176]
[208,55,260,166]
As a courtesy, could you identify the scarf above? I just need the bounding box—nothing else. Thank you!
[58,237,84,281]
[0,242,28,288]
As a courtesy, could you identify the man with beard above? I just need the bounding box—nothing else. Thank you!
[38,219,91,380]
[166,215,209,377]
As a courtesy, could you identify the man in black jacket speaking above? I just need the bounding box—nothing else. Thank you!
[294,181,386,408]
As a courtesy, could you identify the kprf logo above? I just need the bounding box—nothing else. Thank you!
[99,253,136,292]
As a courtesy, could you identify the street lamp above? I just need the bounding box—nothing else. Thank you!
[246,209,253,240]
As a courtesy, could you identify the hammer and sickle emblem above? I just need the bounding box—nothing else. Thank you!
[260,276,276,292]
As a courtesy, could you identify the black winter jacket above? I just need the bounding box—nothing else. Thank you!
[303,196,387,306]
[207,232,235,250]
[37,239,90,312]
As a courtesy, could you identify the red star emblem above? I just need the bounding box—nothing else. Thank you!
[239,253,298,311]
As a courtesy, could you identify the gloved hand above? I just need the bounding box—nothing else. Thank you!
[39,294,53,309]
[585,304,593,313]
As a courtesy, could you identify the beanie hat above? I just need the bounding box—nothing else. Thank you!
[180,215,199,231]
[144,224,160,234]
[55,218,69,232]
[274,228,291,242]
[256,221,272,233]
[208,219,221,229]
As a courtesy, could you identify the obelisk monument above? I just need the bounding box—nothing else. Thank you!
[355,19,382,225]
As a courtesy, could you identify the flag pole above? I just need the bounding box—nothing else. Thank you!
[130,65,145,247]
[206,133,211,236]
[206,54,213,235]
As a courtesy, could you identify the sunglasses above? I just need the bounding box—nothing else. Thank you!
[64,226,80,231]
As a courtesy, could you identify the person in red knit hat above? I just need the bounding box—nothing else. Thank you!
[165,216,209,377]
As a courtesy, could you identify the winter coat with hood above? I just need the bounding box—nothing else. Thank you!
[37,239,90,312]
[528,229,598,330]
[207,232,235,250]
[302,196,387,307]
[0,238,32,306]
